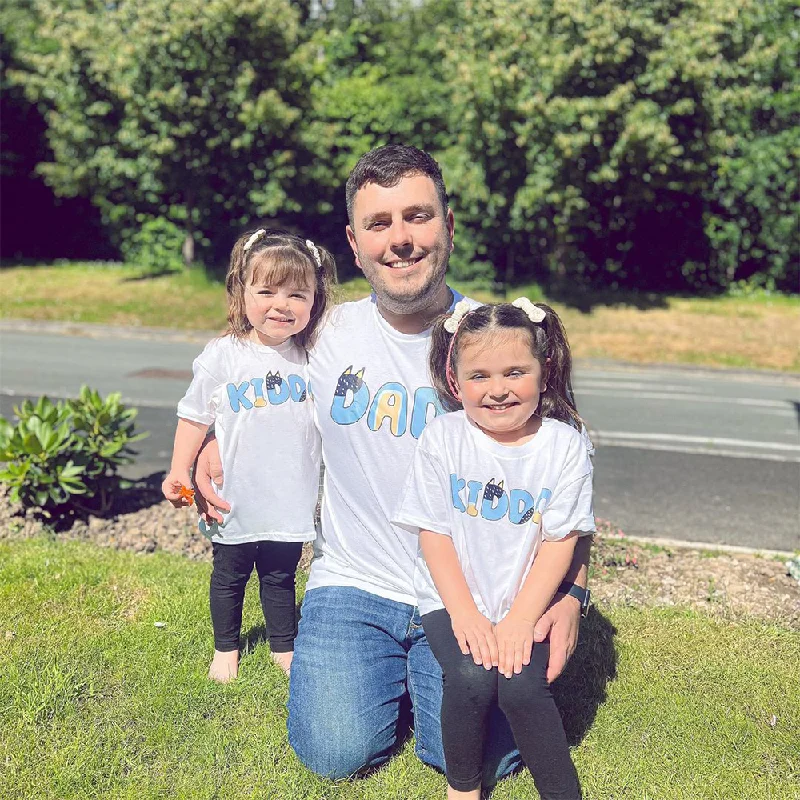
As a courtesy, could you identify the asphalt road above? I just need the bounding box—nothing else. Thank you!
[2,322,798,551]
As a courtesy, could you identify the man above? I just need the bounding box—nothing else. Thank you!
[195,145,591,781]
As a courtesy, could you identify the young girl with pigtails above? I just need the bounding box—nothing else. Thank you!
[162,229,335,682]
[394,298,595,800]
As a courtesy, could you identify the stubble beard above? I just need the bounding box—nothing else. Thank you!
[359,243,451,317]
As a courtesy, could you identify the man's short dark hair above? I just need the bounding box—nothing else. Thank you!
[345,144,449,226]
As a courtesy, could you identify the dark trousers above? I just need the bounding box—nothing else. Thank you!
[422,609,581,799]
[210,540,303,653]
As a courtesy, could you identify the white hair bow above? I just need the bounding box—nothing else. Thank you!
[243,229,266,252]
[444,299,473,333]
[511,296,546,323]
[305,239,322,268]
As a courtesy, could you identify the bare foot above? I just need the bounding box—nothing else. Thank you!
[271,650,293,676]
[208,649,239,683]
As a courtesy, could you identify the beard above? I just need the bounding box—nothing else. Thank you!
[356,239,451,317]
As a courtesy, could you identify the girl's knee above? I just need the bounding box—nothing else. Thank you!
[497,668,552,720]
[444,658,496,705]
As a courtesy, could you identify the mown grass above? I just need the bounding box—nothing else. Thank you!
[2,262,799,371]
[2,537,798,799]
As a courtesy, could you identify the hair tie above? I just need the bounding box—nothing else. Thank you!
[444,299,475,398]
[243,229,266,252]
[305,239,322,269]
[511,296,546,323]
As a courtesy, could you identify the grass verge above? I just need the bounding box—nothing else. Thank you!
[1,537,798,799]
[2,263,800,371]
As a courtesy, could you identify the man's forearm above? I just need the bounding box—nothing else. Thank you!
[563,533,592,589]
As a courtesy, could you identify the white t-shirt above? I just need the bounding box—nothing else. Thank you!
[177,335,320,545]
[393,411,596,623]
[305,292,470,604]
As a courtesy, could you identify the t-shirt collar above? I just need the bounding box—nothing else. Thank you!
[370,287,463,342]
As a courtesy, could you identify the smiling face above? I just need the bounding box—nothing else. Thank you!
[454,329,548,445]
[346,173,454,319]
[243,267,315,347]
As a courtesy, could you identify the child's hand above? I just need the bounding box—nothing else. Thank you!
[450,608,498,671]
[494,613,536,679]
[162,472,194,508]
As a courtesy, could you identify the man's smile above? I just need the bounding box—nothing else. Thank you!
[384,255,424,269]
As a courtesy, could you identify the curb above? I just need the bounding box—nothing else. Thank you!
[0,318,219,343]
[3,318,798,382]
[606,533,796,559]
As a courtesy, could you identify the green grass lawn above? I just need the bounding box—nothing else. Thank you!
[2,537,798,799]
[2,262,799,371]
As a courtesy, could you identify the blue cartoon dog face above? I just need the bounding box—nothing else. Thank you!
[265,371,282,391]
[483,478,505,503]
[334,366,365,397]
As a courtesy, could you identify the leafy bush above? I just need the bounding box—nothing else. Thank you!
[0,387,146,515]
[120,217,187,274]
[442,0,799,292]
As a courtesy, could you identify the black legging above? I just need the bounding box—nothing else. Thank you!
[210,540,303,653]
[422,608,581,798]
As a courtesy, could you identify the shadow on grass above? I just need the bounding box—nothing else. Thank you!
[552,605,617,746]
[121,268,182,282]
[240,596,304,657]
[32,471,166,533]
[240,623,269,656]
[544,284,671,314]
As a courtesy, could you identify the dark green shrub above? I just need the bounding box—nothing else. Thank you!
[120,217,186,273]
[0,387,146,515]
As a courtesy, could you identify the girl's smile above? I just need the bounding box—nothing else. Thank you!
[244,281,315,346]
[454,332,547,446]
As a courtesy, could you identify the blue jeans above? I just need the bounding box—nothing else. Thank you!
[287,586,521,782]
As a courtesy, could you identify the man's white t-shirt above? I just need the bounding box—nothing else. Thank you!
[177,335,320,545]
[393,411,595,623]
[306,293,469,604]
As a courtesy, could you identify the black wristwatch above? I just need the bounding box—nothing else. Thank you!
[557,580,591,617]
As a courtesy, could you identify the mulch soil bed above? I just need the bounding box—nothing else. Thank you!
[1,484,798,629]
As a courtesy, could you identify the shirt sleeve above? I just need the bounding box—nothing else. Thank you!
[176,355,220,426]
[392,443,453,538]
[541,437,596,541]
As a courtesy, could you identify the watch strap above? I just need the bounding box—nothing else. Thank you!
[557,580,590,616]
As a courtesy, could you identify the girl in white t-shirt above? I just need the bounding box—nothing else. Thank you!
[394,298,595,800]
[162,229,334,682]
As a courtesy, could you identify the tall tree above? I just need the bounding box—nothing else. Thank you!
[442,0,798,291]
[12,0,312,264]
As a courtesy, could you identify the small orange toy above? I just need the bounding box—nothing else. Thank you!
[178,484,195,503]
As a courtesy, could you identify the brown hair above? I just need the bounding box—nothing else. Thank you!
[345,144,449,226]
[225,229,336,349]
[429,301,583,428]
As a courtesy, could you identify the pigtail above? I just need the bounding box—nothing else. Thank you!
[428,314,463,412]
[295,242,336,350]
[225,232,256,340]
[534,303,582,428]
